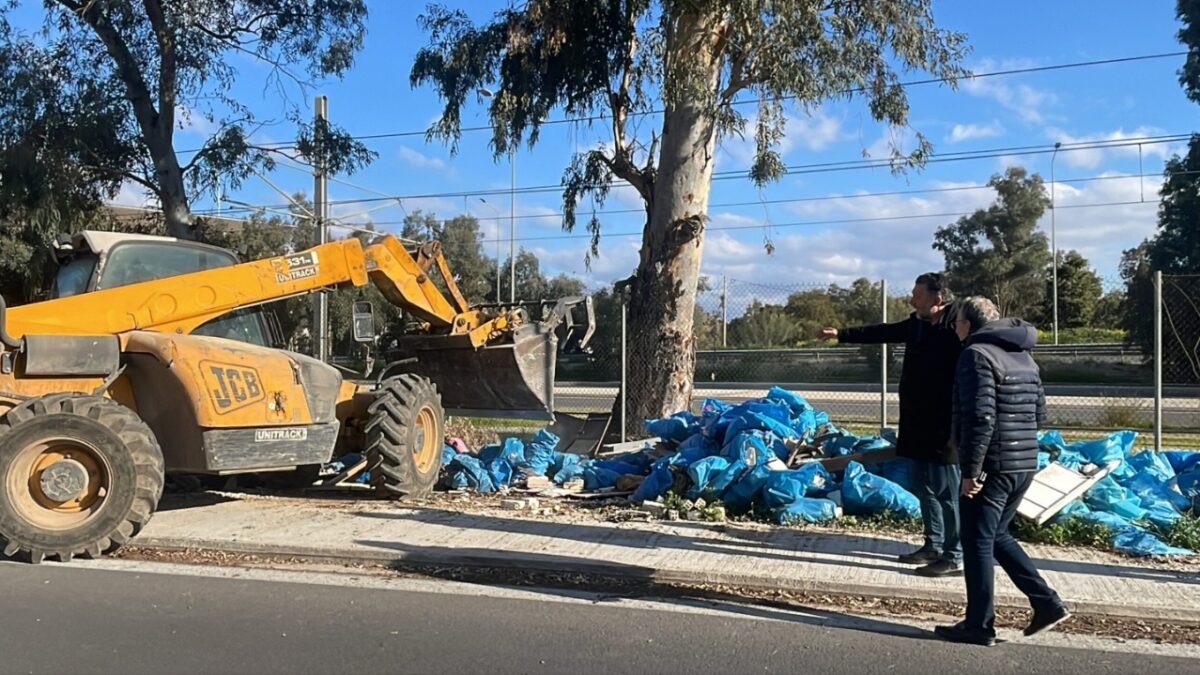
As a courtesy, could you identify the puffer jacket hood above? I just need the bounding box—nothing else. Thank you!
[965,317,1038,351]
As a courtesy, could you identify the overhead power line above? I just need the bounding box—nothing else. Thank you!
[192,132,1193,215]
[178,50,1187,155]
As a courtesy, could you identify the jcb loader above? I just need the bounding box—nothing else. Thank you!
[0,230,592,562]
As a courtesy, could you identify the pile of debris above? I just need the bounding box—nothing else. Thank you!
[1028,429,1198,556]
[436,386,1198,557]
[440,387,920,526]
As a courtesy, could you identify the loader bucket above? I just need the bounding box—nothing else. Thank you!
[385,322,558,421]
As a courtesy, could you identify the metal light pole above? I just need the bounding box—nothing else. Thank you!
[478,197,502,301]
[313,95,329,362]
[476,86,517,304]
[1050,141,1061,346]
[509,148,516,304]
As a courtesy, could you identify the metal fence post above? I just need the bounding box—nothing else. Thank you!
[1154,270,1163,453]
[880,279,888,430]
[721,275,728,348]
[620,295,628,443]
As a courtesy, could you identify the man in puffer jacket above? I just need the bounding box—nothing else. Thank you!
[934,297,1070,647]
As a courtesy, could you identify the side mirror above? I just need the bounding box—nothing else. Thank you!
[352,301,376,344]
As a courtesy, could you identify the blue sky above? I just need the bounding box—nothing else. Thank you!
[14,1,1198,300]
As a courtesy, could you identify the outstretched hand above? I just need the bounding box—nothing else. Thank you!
[818,327,838,340]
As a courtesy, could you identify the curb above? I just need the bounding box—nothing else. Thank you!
[130,536,1192,625]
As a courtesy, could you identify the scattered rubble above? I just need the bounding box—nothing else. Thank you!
[315,385,1198,558]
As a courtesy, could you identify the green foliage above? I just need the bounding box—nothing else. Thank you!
[1010,516,1116,550]
[1042,250,1103,328]
[1034,327,1127,344]
[1093,290,1127,329]
[1161,513,1200,551]
[933,166,1052,318]
[1,1,373,237]
[1118,5,1200,368]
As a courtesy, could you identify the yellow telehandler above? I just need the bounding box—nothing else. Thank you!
[0,229,592,562]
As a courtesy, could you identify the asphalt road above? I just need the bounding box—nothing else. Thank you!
[554,385,1200,429]
[1,560,1195,675]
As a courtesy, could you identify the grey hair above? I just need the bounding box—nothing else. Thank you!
[956,296,1000,332]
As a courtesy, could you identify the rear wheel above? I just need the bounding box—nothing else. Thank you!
[366,375,444,499]
[0,394,164,563]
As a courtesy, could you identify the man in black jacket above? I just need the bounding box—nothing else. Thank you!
[935,297,1069,647]
[820,273,963,577]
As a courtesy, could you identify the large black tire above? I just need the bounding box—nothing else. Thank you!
[366,375,444,499]
[0,394,164,563]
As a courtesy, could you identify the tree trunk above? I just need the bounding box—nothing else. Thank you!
[152,146,194,239]
[618,9,723,437]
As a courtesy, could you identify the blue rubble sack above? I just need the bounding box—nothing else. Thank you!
[773,498,838,525]
[841,461,920,519]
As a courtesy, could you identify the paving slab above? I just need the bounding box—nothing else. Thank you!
[133,493,1200,623]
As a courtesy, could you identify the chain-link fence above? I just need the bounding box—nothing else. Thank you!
[555,274,1175,444]
[1160,274,1200,449]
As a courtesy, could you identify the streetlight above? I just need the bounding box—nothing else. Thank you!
[1050,141,1061,346]
[477,86,517,304]
[478,197,502,302]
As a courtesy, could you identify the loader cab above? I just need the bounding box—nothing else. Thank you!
[51,231,277,347]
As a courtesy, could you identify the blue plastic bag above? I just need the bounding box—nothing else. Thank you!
[645,411,700,443]
[522,429,560,476]
[721,432,773,467]
[583,465,622,491]
[447,455,496,493]
[762,464,833,509]
[487,457,514,488]
[841,461,920,518]
[723,464,772,514]
[1112,530,1192,557]
[1126,450,1176,482]
[708,459,750,495]
[631,458,675,502]
[687,456,730,499]
[721,402,798,445]
[552,454,586,485]
[773,498,838,525]
[1164,451,1200,475]
[1073,430,1137,467]
[441,445,458,465]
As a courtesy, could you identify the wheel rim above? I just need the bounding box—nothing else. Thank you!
[5,437,111,530]
[412,406,440,474]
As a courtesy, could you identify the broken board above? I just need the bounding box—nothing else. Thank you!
[1017,461,1115,525]
[547,412,613,457]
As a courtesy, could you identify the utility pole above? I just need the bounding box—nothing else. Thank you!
[721,275,728,348]
[880,279,888,428]
[314,95,329,362]
[1051,141,1061,346]
[509,149,516,304]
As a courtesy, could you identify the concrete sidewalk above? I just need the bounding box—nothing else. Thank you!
[133,493,1199,622]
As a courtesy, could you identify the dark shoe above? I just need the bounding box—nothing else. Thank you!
[934,622,996,647]
[1024,605,1071,637]
[915,559,963,577]
[898,546,941,565]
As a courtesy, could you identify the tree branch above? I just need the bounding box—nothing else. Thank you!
[141,0,176,135]
[56,0,163,143]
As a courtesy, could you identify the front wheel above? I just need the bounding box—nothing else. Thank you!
[365,375,444,499]
[0,394,164,563]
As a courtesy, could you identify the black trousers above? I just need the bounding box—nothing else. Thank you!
[960,471,1062,634]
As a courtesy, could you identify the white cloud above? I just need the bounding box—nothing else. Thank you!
[962,59,1058,124]
[717,110,845,170]
[948,121,1004,143]
[175,106,215,136]
[112,181,157,208]
[1045,126,1172,170]
[397,146,448,171]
